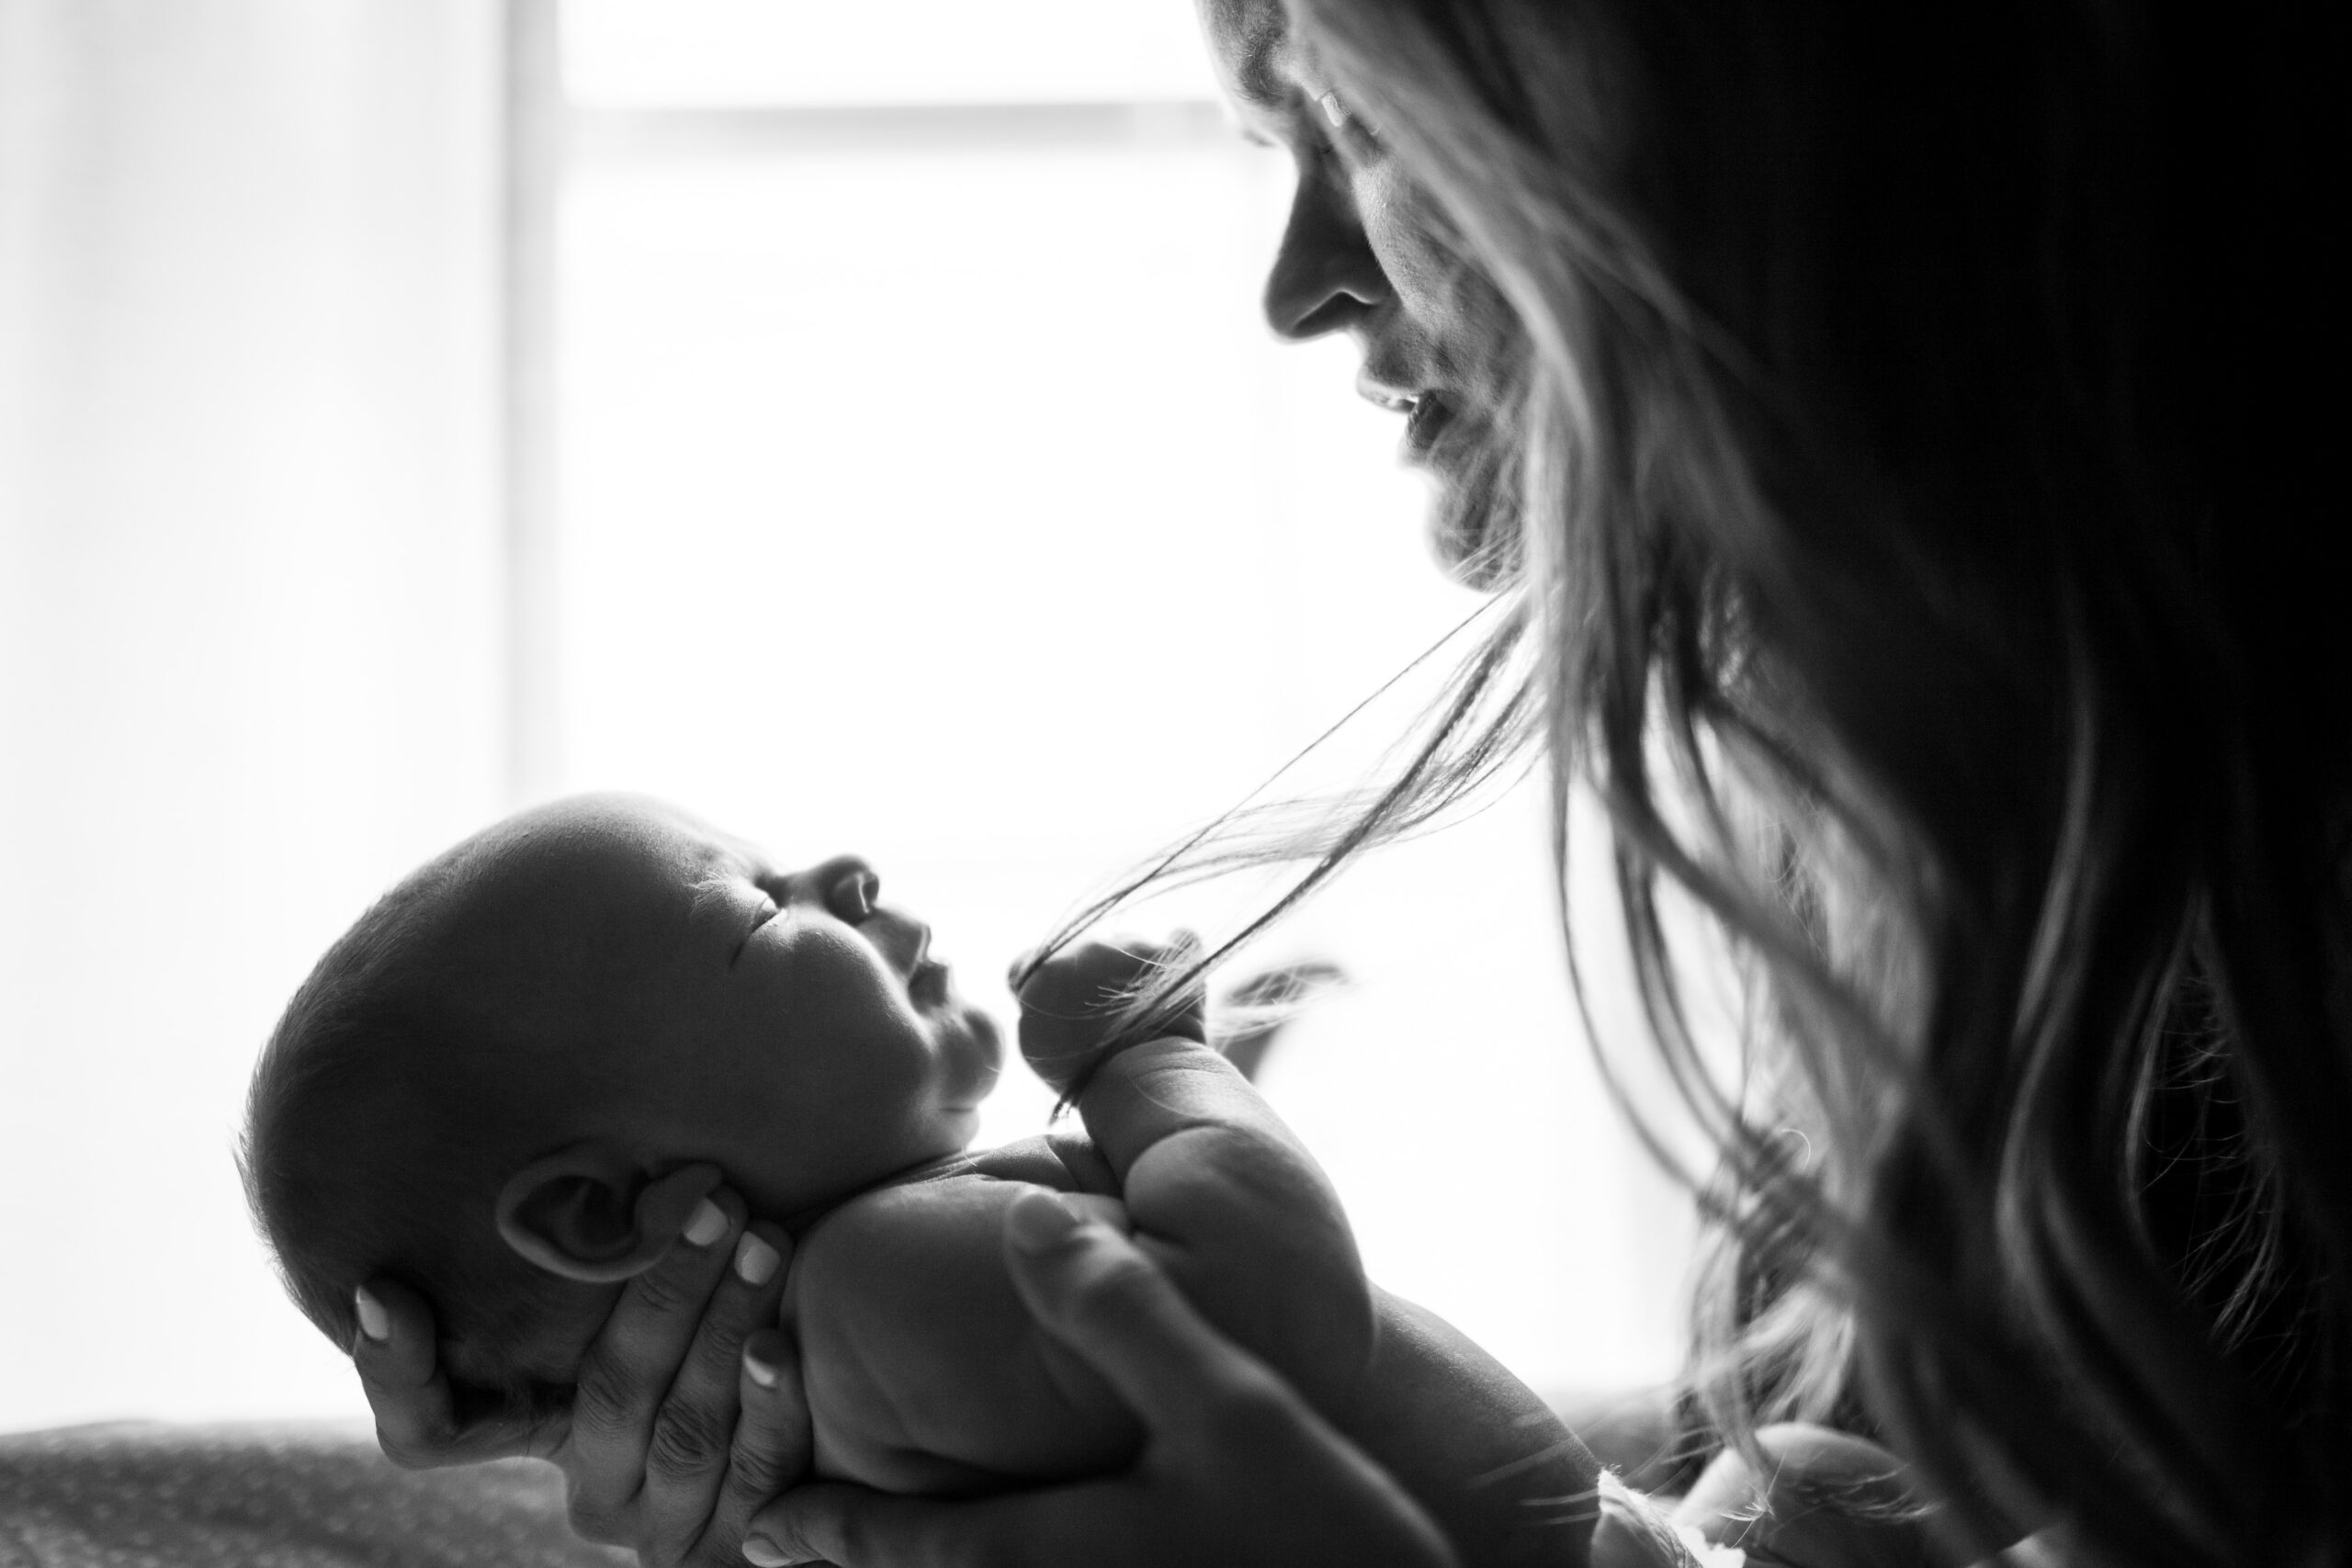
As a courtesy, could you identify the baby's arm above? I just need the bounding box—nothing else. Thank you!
[785,1168,1141,1494]
[1022,941,1600,1567]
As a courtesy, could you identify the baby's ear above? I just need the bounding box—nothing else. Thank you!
[494,1145,724,1282]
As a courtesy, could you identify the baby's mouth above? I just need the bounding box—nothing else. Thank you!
[909,957,951,1007]
[865,912,932,977]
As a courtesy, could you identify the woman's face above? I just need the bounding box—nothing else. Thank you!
[1199,0,1517,583]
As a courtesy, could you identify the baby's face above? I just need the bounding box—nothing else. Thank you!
[464,795,1001,1219]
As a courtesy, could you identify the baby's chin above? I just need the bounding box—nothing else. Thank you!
[938,1004,1003,1118]
[932,1104,985,1155]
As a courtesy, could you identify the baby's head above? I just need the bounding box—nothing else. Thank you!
[243,793,1001,1407]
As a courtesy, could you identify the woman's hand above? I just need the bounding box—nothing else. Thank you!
[352,1185,813,1566]
[742,1192,1458,1568]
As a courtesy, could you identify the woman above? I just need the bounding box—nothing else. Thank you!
[355,0,2347,1563]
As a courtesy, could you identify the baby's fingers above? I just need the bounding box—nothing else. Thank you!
[1018,933,1206,1089]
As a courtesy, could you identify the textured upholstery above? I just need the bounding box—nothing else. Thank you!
[0,1424,630,1568]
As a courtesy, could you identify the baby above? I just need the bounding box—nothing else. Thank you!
[243,794,1603,1565]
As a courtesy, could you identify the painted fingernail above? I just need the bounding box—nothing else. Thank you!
[1006,1191,1084,1253]
[734,1232,780,1286]
[683,1197,729,1247]
[353,1286,390,1343]
[744,1347,781,1389]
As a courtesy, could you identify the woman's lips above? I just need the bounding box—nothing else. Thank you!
[1403,392,1454,459]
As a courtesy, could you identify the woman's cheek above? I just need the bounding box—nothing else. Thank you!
[1360,170,1474,343]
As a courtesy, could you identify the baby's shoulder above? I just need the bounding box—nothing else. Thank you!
[818,1134,1101,1230]
[922,1131,1119,1196]
[794,1138,1126,1301]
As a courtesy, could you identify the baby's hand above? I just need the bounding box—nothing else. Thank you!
[1015,936,1207,1093]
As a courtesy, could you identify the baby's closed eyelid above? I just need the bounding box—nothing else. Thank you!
[727,887,784,967]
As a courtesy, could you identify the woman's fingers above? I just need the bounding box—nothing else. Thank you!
[353,1275,556,1468]
[748,1479,1105,1568]
[752,1201,1455,1568]
[687,1317,816,1560]
[746,1481,941,1568]
[561,1179,754,1551]
[637,1218,795,1531]
[355,1183,804,1565]
[999,1192,1270,1446]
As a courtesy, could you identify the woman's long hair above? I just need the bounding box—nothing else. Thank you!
[1048,3,2350,1562]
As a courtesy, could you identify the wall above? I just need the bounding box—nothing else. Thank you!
[0,0,503,1426]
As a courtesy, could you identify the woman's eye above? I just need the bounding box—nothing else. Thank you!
[1310,97,1383,168]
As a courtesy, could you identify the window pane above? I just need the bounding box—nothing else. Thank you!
[556,139,1693,1395]
[564,0,1223,108]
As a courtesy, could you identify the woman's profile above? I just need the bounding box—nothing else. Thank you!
[352,3,2349,1565]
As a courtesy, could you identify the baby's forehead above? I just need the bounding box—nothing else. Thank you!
[452,801,727,924]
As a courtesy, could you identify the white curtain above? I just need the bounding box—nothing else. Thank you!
[0,0,503,1427]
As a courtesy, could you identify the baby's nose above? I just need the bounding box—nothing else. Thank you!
[812,856,880,920]
[865,914,931,976]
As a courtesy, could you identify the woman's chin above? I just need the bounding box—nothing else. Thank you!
[1428,488,1519,590]
[1419,426,1520,590]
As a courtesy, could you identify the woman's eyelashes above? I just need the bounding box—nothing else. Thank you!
[1311,88,1383,161]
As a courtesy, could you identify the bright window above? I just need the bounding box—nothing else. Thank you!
[539,0,1694,1398]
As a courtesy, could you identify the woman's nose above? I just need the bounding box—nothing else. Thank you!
[1262,166,1390,341]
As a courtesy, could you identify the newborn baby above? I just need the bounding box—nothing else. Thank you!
[243,795,1601,1564]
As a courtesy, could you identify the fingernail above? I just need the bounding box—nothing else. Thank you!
[744,1348,781,1390]
[1006,1191,1084,1253]
[734,1232,780,1286]
[353,1286,390,1343]
[741,1537,794,1567]
[683,1197,729,1247]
